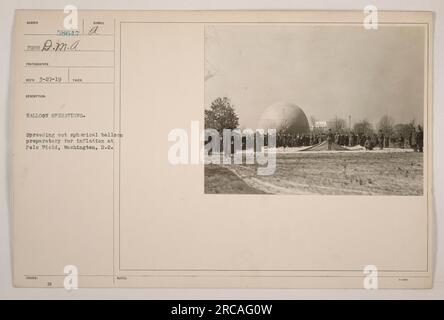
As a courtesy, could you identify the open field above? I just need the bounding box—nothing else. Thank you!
[204,151,424,195]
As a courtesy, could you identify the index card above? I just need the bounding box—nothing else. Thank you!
[11,10,434,288]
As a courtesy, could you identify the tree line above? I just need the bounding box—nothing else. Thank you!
[205,97,423,149]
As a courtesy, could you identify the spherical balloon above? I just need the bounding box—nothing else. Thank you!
[258,102,310,134]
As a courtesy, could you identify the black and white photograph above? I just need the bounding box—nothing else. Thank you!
[204,24,427,195]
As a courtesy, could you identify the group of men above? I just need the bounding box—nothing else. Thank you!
[217,125,424,152]
[275,133,311,148]
[325,125,424,152]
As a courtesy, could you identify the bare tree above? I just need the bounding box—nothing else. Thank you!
[353,119,374,136]
[377,115,395,136]
[328,116,347,133]
[394,123,414,140]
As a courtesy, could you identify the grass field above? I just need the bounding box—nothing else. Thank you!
[204,151,424,195]
[204,164,266,194]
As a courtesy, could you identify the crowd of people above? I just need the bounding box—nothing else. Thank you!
[259,125,424,152]
[210,125,424,154]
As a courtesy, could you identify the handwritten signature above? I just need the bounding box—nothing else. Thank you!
[41,39,80,52]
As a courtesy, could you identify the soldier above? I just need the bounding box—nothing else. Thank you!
[400,134,405,149]
[416,125,424,152]
[327,129,334,150]
[364,135,373,150]
[378,129,384,150]
[411,127,417,151]
[360,134,366,147]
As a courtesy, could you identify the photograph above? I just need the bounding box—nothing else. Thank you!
[204,24,426,195]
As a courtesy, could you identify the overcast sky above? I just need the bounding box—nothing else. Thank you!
[204,24,426,129]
